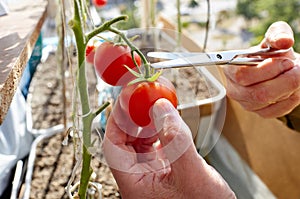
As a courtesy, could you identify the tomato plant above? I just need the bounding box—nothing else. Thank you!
[92,0,107,8]
[120,76,178,127]
[85,45,96,64]
[94,42,141,86]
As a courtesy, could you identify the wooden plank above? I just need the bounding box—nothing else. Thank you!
[222,99,300,199]
[0,0,47,124]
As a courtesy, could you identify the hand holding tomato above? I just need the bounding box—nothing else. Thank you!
[103,98,236,199]
[94,40,177,134]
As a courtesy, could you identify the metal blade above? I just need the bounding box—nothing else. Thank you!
[148,50,240,66]
[151,56,264,69]
[147,52,199,60]
[150,54,224,69]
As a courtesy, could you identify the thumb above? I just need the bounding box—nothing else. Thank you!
[263,21,294,49]
[152,98,198,167]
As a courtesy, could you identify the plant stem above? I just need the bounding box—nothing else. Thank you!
[70,1,127,198]
[150,0,156,27]
[203,0,210,52]
[86,15,128,41]
[70,1,92,198]
[94,101,110,117]
[176,0,182,48]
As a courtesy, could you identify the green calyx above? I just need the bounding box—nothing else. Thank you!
[126,64,163,85]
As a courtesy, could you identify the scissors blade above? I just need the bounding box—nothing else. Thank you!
[150,55,265,69]
[148,50,245,69]
[147,52,199,60]
[148,47,291,69]
[150,53,227,69]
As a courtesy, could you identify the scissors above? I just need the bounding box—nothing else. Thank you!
[147,47,291,69]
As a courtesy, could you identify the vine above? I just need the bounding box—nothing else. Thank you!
[64,0,152,198]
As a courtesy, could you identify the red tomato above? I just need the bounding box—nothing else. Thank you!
[94,42,141,86]
[119,76,178,127]
[86,45,96,64]
[92,0,107,7]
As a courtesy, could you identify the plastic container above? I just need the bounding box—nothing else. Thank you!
[96,28,227,156]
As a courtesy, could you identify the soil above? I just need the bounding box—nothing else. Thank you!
[26,30,219,199]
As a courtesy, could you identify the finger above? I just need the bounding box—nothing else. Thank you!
[152,99,234,197]
[151,99,199,170]
[254,89,300,118]
[104,117,168,185]
[111,97,140,137]
[131,136,160,162]
[236,93,291,112]
[226,66,300,109]
[104,114,168,180]
[261,21,294,49]
[222,58,294,86]
[103,113,137,171]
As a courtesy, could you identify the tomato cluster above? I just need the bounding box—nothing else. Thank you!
[92,41,178,128]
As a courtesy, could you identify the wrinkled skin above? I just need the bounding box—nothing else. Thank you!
[103,98,236,199]
[223,21,300,118]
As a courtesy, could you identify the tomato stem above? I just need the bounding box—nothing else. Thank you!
[108,26,152,79]
[130,50,143,75]
[86,15,127,42]
[94,101,110,117]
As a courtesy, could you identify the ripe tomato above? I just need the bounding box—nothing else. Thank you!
[119,76,178,127]
[86,45,96,64]
[94,42,142,86]
[92,0,107,7]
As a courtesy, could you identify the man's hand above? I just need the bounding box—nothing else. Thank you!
[103,98,236,199]
[223,21,300,118]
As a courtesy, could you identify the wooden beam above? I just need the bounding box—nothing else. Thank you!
[0,0,48,124]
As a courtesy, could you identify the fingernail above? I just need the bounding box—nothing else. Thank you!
[152,98,177,130]
[153,99,174,117]
[274,33,291,41]
[281,59,294,70]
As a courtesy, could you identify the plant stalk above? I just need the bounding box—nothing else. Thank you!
[70,1,127,198]
[176,0,182,48]
[70,1,93,198]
